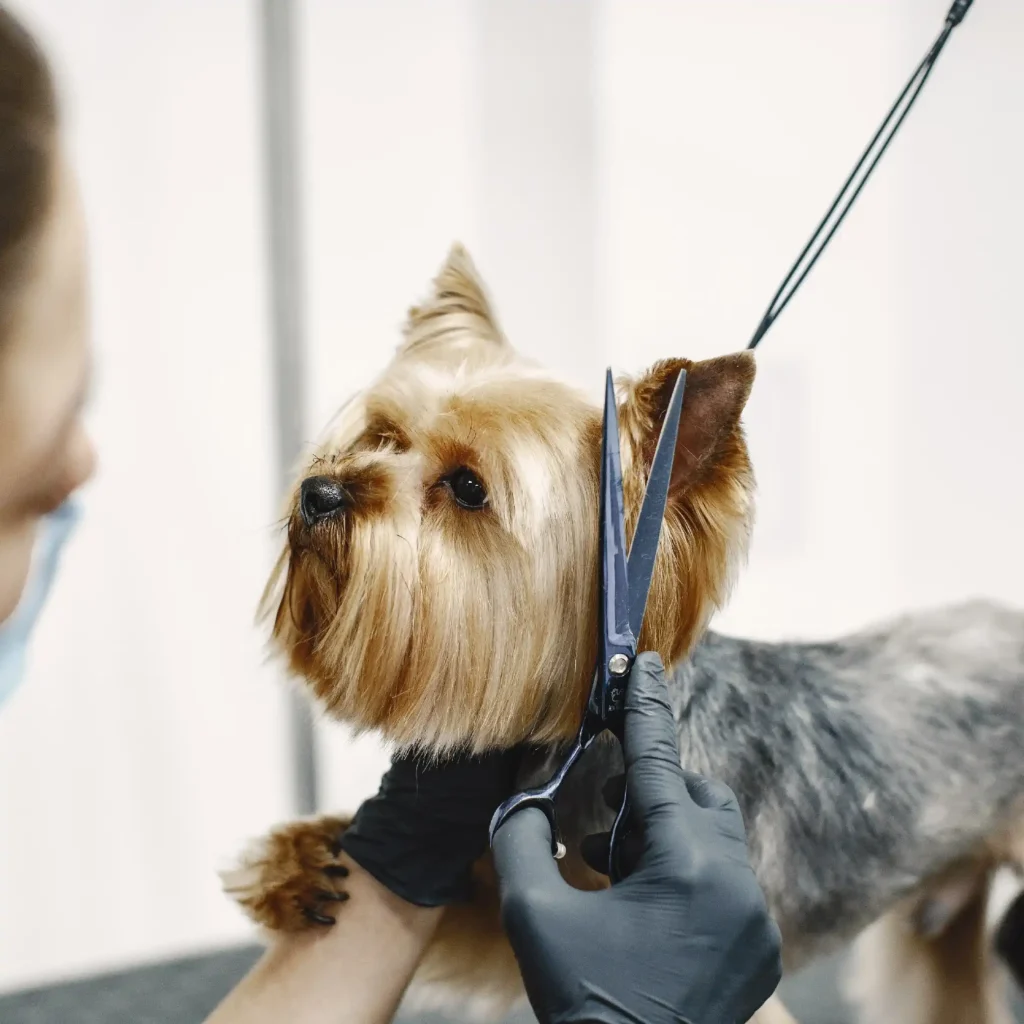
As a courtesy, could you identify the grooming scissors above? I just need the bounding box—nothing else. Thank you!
[488,366,687,882]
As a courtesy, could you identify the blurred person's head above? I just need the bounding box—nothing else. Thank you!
[0,7,94,632]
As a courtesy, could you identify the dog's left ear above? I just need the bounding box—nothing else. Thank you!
[620,352,755,497]
[398,243,511,365]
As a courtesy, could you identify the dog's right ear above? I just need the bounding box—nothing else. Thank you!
[617,352,756,659]
[619,351,756,501]
[398,244,511,366]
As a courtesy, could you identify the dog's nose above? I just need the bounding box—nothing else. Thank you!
[300,476,349,526]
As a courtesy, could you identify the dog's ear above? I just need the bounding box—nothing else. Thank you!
[620,351,755,498]
[616,351,755,664]
[399,243,510,364]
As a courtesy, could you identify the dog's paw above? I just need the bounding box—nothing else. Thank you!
[222,815,352,933]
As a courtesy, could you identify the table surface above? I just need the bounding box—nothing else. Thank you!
[0,943,1019,1023]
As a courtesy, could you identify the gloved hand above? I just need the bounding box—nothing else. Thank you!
[492,652,783,1024]
[339,746,522,907]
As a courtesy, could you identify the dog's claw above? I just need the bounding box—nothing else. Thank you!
[324,864,349,878]
[302,908,336,927]
[315,889,349,903]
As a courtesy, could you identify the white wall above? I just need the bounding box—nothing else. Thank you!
[1,0,1021,994]
[890,0,1024,609]
[596,0,1024,641]
[600,0,905,638]
[0,0,293,992]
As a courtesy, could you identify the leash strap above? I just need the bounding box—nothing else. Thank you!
[747,0,975,351]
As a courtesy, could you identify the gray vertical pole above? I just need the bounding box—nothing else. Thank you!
[258,0,319,816]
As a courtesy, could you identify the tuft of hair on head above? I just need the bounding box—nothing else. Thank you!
[618,350,757,665]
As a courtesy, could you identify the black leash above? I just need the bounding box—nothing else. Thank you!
[747,0,975,351]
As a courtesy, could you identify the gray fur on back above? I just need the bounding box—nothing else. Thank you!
[529,599,1024,967]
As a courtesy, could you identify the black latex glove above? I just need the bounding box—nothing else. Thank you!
[338,746,521,907]
[492,652,783,1024]
[995,888,1024,993]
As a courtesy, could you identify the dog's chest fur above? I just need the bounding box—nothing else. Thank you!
[528,599,1024,966]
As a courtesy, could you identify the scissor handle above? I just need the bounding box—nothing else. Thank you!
[488,735,586,859]
[489,788,563,859]
[608,788,632,883]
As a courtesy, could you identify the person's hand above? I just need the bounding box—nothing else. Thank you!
[492,652,783,1024]
[339,746,522,907]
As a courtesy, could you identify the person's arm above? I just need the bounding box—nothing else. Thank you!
[205,860,441,1024]
[206,746,521,1024]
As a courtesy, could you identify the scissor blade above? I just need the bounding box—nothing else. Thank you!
[626,369,686,640]
[600,368,632,650]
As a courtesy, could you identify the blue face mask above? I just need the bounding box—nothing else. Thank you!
[0,501,80,708]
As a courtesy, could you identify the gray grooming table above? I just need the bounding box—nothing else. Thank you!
[0,944,1018,1023]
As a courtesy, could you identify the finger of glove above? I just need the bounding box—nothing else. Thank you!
[680,769,752,849]
[681,770,740,813]
[492,808,566,896]
[623,652,690,824]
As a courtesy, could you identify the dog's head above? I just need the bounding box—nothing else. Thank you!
[262,245,755,753]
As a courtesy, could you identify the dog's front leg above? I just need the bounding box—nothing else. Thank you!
[750,994,800,1023]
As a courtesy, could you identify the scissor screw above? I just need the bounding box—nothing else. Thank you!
[608,653,630,676]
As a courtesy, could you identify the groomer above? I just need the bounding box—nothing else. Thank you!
[0,8,781,1023]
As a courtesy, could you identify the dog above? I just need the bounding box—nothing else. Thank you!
[224,245,1024,1023]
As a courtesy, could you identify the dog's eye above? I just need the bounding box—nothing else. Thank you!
[446,467,488,510]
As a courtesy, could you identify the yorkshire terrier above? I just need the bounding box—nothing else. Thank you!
[224,245,1024,1023]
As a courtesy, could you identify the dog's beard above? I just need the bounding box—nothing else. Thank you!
[266,487,597,754]
[271,505,418,729]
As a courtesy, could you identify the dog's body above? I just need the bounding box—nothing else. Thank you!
[545,607,1024,968]
[226,246,1024,1022]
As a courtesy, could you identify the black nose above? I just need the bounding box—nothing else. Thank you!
[300,476,349,526]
